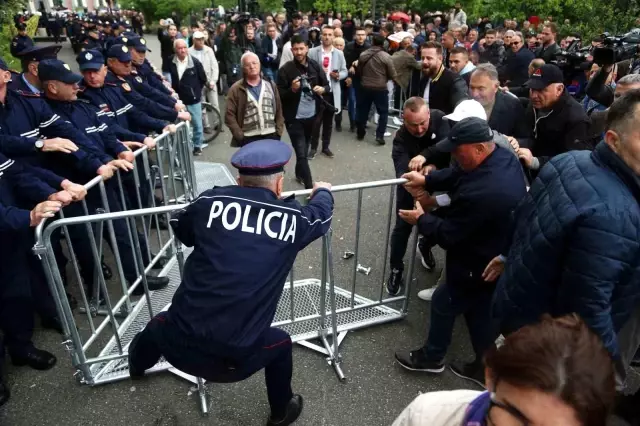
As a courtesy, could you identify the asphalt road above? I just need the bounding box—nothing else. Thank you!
[0,35,595,426]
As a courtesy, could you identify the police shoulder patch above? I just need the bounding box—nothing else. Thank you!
[16,90,40,98]
[77,97,90,103]
[135,76,143,83]
[122,83,131,92]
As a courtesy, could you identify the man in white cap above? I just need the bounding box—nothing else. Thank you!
[189,30,219,131]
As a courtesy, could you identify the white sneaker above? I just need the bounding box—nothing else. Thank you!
[384,131,392,137]
[201,143,209,149]
[417,287,437,301]
[392,117,403,126]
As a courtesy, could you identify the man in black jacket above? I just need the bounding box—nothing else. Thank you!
[386,97,450,295]
[260,23,281,82]
[277,35,330,189]
[500,33,534,88]
[535,23,561,64]
[415,41,468,114]
[344,27,370,131]
[513,64,591,174]
[170,39,207,155]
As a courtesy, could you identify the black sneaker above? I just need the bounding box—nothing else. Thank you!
[349,124,356,132]
[395,349,445,373]
[449,361,486,389]
[375,138,386,145]
[308,148,317,160]
[356,133,365,141]
[386,268,403,296]
[193,147,203,156]
[418,238,436,271]
[132,275,170,295]
[267,394,304,426]
[322,149,335,158]
[295,176,304,186]
[335,124,342,132]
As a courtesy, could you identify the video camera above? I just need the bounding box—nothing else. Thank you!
[593,29,640,65]
[552,38,592,88]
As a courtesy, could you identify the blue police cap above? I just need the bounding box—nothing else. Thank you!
[125,36,151,52]
[16,23,26,31]
[111,22,120,30]
[231,140,292,176]
[76,49,105,71]
[106,44,131,62]
[38,59,83,84]
[16,44,61,62]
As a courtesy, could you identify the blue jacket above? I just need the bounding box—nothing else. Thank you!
[79,80,166,141]
[168,185,333,350]
[104,71,178,121]
[0,90,106,181]
[124,68,176,109]
[133,60,173,95]
[493,142,640,358]
[169,55,207,106]
[418,145,527,288]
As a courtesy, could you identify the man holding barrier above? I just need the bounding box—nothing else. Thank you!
[128,139,334,425]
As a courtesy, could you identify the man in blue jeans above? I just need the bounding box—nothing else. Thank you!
[355,34,397,145]
[169,39,207,155]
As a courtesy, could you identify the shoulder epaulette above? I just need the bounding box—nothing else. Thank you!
[16,90,40,98]
[76,97,90,103]
[104,82,118,86]
[131,69,138,75]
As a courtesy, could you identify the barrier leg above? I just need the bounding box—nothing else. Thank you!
[323,229,346,382]
[197,376,209,416]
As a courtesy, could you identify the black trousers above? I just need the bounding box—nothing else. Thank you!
[129,312,294,418]
[389,146,414,270]
[285,118,315,189]
[311,97,334,152]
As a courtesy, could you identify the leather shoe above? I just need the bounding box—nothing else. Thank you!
[150,254,169,271]
[101,262,113,280]
[11,347,57,371]
[132,275,170,295]
[0,380,10,408]
[266,394,303,426]
[41,316,64,334]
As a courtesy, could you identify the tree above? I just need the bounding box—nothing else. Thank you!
[0,0,26,69]
[258,0,284,14]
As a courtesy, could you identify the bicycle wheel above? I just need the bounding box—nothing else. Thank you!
[202,102,222,143]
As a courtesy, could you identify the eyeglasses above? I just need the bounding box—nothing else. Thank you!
[512,41,521,46]
[487,393,532,426]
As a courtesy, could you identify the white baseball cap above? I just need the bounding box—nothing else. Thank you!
[193,31,205,39]
[443,99,487,122]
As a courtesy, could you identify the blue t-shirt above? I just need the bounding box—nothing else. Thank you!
[247,81,262,100]
[296,91,316,119]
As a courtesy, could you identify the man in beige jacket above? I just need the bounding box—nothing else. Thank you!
[189,31,219,132]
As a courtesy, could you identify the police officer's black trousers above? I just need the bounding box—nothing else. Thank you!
[389,146,415,271]
[129,312,294,418]
[285,118,315,189]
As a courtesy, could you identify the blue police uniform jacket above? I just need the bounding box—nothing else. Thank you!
[0,90,105,182]
[8,73,40,94]
[134,60,172,95]
[45,98,128,174]
[104,71,178,122]
[168,185,334,350]
[127,69,176,109]
[10,35,34,57]
[79,81,166,141]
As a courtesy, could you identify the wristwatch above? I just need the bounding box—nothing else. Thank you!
[35,139,45,150]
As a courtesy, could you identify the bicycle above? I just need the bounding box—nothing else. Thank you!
[201,101,222,144]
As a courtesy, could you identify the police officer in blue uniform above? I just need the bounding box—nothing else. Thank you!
[76,50,174,143]
[127,36,175,97]
[10,23,34,58]
[104,44,188,124]
[9,45,61,94]
[128,140,334,426]
[39,59,170,296]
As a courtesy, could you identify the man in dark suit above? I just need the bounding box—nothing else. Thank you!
[414,41,468,114]
[469,63,529,139]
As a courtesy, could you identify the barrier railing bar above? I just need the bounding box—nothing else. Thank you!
[282,178,407,198]
[402,230,419,314]
[350,189,363,309]
[379,185,395,302]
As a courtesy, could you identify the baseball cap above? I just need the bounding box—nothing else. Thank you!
[443,99,487,122]
[193,31,205,39]
[165,18,174,25]
[38,59,83,84]
[364,19,374,27]
[106,44,132,62]
[436,117,494,152]
[76,49,105,71]
[15,44,61,62]
[16,23,26,31]
[527,64,564,90]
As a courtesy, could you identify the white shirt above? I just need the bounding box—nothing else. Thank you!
[271,37,278,58]
[176,56,189,80]
[423,78,431,101]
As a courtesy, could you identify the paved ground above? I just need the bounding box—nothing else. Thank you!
[0,36,622,426]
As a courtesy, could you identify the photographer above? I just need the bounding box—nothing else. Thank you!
[277,35,330,189]
[221,26,244,86]
[586,55,640,108]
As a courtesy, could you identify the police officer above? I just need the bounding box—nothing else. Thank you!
[127,36,175,97]
[81,24,104,54]
[77,50,174,143]
[39,59,170,296]
[10,23,34,58]
[104,44,188,123]
[9,45,61,93]
[128,139,334,426]
[106,41,182,112]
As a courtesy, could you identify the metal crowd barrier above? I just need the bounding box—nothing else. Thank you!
[33,141,419,414]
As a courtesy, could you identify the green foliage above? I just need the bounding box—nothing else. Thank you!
[0,0,26,69]
[258,0,284,13]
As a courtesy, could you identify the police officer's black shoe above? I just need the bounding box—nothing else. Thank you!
[267,394,303,426]
[386,268,403,296]
[11,347,57,370]
[0,379,10,408]
[131,275,170,295]
[41,316,64,334]
[308,148,317,160]
[417,238,436,271]
[102,262,113,280]
[150,254,169,270]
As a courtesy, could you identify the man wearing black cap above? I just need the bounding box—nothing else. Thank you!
[39,58,170,297]
[283,13,308,44]
[511,64,591,176]
[393,117,527,387]
[8,44,62,93]
[10,23,34,58]
[129,139,334,426]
